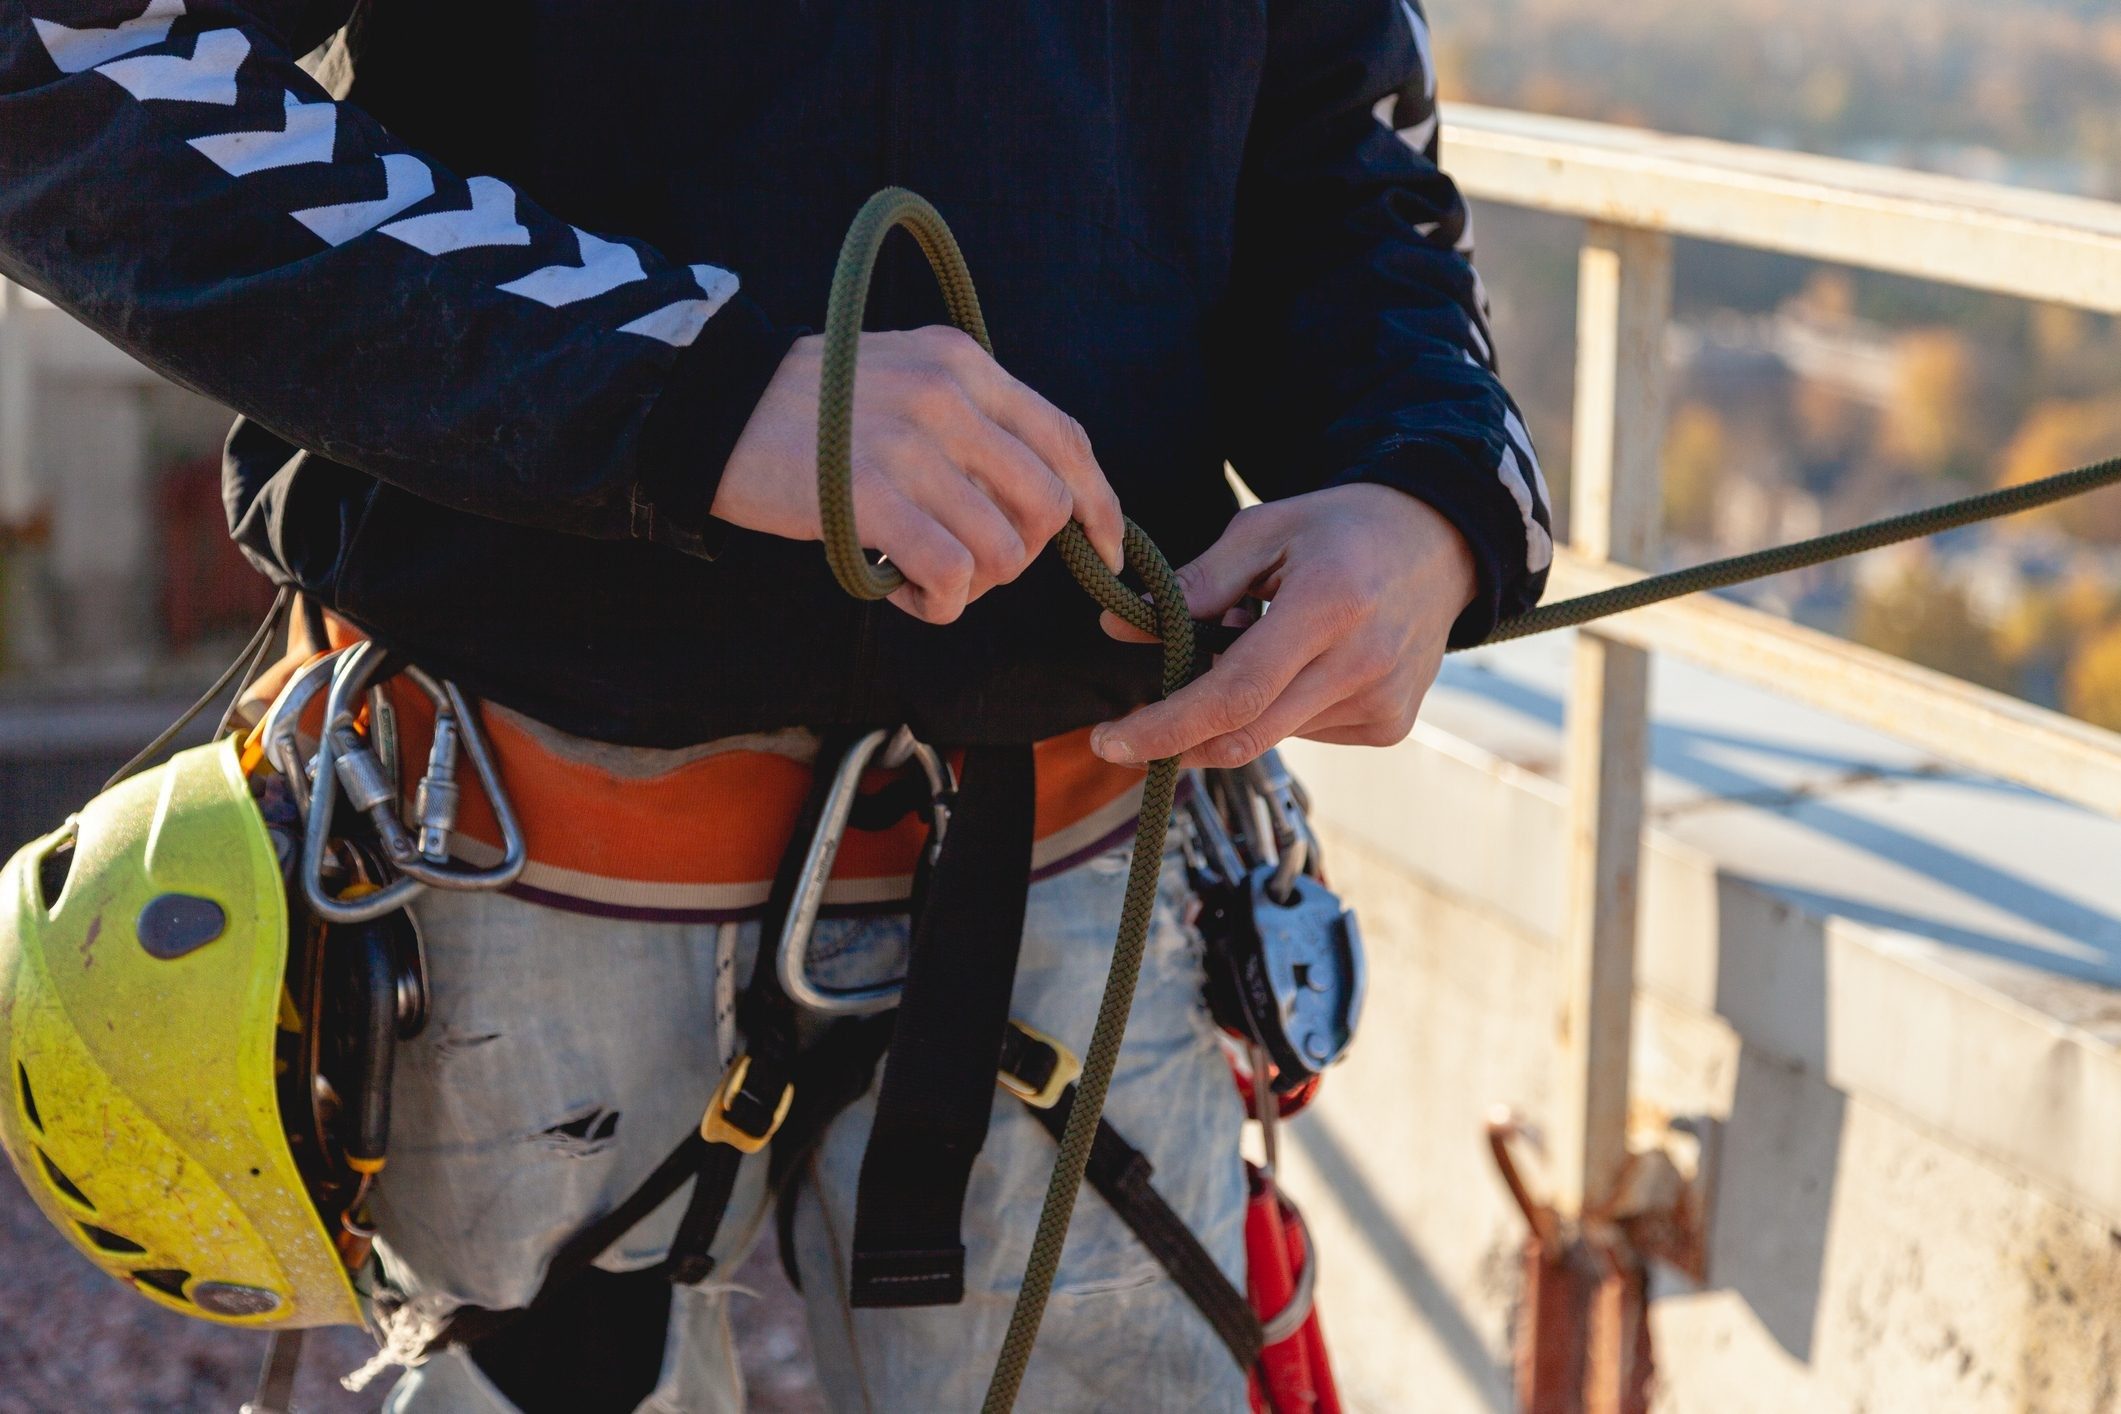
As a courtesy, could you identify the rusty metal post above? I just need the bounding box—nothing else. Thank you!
[1512,220,1671,1414]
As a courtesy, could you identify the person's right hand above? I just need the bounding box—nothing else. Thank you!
[713,326,1126,624]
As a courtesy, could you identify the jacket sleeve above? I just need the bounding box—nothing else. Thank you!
[1219,0,1551,643]
[0,0,791,556]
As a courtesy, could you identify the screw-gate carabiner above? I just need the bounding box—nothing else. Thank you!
[776,726,956,1016]
[299,641,527,924]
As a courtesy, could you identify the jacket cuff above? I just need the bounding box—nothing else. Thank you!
[1332,441,1546,648]
[632,295,801,558]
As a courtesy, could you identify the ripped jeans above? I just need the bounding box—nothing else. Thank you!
[365,842,1250,1413]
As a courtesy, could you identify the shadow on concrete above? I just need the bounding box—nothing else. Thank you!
[1444,660,2121,986]
[1289,1111,1512,1410]
[1706,1045,1847,1364]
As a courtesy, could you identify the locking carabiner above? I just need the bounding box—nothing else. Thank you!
[298,641,527,924]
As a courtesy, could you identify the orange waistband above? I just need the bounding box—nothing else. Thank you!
[381,680,1145,921]
[244,616,1148,921]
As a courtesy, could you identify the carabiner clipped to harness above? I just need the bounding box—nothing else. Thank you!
[777,725,956,1015]
[298,640,528,924]
[1183,749,1366,1093]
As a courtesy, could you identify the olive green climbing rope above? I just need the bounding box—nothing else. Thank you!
[815,187,2121,1410]
[819,188,1193,1412]
[1488,453,2121,644]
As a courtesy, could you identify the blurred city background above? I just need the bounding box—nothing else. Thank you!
[3,0,2120,1410]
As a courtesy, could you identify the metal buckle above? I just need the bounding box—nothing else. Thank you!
[298,641,528,924]
[997,1021,1081,1110]
[776,726,956,1016]
[700,1054,795,1153]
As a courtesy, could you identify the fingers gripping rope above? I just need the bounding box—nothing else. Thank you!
[817,188,1192,1411]
[818,188,2121,1409]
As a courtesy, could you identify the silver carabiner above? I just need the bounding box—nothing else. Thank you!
[259,648,349,816]
[300,641,527,924]
[777,727,955,1016]
[1246,749,1317,903]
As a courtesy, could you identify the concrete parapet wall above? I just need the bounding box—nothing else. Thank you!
[1278,732,2121,1413]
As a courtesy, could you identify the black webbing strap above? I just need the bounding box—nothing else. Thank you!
[662,730,869,1285]
[422,732,884,1353]
[1022,1082,1264,1370]
[423,1131,712,1355]
[771,1013,1264,1371]
[245,1328,305,1414]
[849,743,1036,1308]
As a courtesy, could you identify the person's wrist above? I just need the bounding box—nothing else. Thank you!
[633,301,802,557]
[1326,480,1480,615]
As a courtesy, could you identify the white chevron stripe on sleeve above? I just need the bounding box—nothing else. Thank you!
[32,0,184,74]
[290,153,434,246]
[380,176,531,255]
[96,26,245,105]
[1498,444,1554,574]
[1398,0,1437,100]
[1399,111,1439,151]
[1503,406,1552,511]
[498,229,647,308]
[1466,316,1492,366]
[617,263,740,346]
[188,91,335,176]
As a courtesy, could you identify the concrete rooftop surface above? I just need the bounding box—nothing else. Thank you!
[1427,631,2121,1045]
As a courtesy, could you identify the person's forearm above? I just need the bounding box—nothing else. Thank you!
[0,0,790,551]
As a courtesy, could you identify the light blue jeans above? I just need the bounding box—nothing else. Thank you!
[364,841,1250,1412]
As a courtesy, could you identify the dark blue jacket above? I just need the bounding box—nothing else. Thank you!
[0,0,1550,746]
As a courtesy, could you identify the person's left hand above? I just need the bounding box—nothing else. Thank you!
[1090,483,1478,769]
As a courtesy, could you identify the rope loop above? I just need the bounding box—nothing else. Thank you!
[817,188,1195,1411]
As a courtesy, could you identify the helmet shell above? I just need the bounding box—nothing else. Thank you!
[0,737,359,1327]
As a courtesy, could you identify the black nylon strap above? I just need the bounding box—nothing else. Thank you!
[663,731,867,1284]
[425,1132,711,1354]
[769,1012,1264,1371]
[849,743,1036,1308]
[246,1328,305,1414]
[1025,1085,1264,1370]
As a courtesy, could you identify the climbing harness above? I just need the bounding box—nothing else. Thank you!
[775,725,955,1016]
[806,188,2121,1409]
[7,180,2121,1411]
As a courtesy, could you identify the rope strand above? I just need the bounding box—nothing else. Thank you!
[818,189,1192,1411]
[817,188,2121,1411]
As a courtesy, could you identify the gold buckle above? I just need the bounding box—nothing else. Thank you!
[700,1055,794,1154]
[997,1022,1081,1110]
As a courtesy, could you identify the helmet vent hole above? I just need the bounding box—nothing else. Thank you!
[132,1268,192,1301]
[34,841,73,914]
[77,1222,146,1256]
[16,1063,41,1133]
[137,894,228,960]
[35,1149,94,1210]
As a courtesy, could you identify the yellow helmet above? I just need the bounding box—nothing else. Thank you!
[0,736,362,1328]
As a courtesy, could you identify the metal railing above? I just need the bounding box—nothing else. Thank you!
[1435,104,2121,1219]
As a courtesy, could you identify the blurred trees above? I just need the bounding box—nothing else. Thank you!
[1662,401,1727,540]
[1847,555,2013,691]
[1997,396,2121,544]
[1880,330,1985,476]
[2064,621,2121,730]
